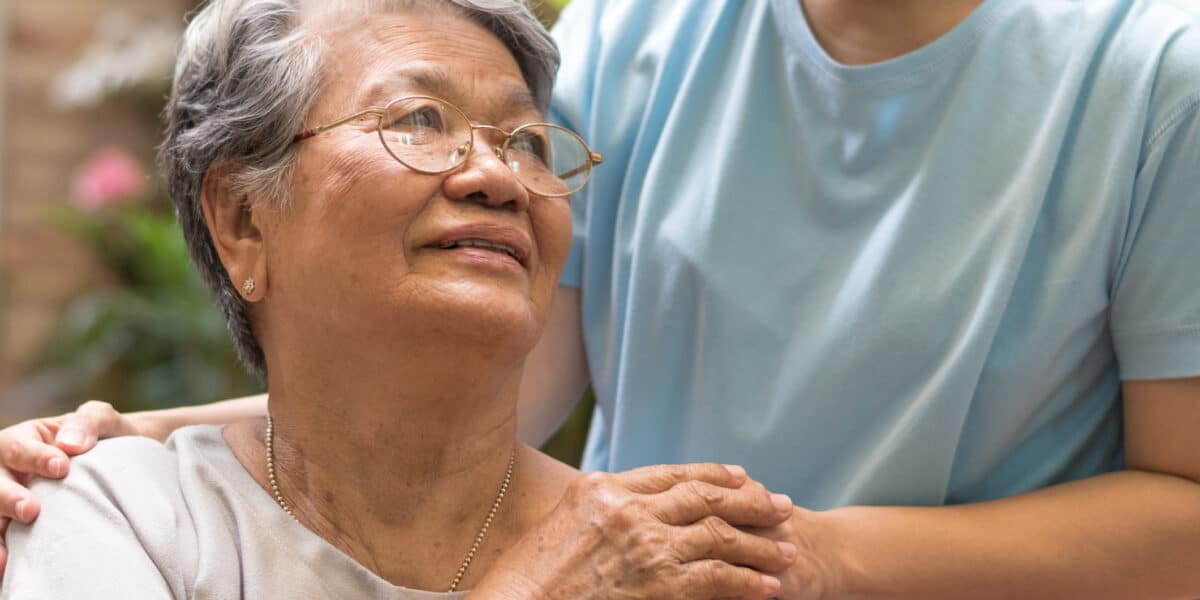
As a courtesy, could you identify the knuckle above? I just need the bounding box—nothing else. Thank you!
[682,480,722,508]
[628,525,670,555]
[576,471,608,492]
[700,561,728,593]
[641,465,681,489]
[756,490,777,516]
[701,515,738,545]
[602,496,645,529]
[692,462,727,484]
[0,439,14,464]
[659,463,689,479]
[619,494,649,514]
[566,472,610,505]
[679,560,736,598]
[0,438,26,467]
[81,400,115,419]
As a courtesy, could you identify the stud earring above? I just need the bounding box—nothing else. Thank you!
[242,277,256,296]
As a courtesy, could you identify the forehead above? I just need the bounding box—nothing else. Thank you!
[314,9,538,120]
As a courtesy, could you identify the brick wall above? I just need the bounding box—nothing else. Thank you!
[1,0,189,422]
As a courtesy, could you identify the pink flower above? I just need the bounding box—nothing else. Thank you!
[70,147,148,211]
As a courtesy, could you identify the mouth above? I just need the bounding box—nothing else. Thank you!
[429,225,532,270]
[437,238,521,262]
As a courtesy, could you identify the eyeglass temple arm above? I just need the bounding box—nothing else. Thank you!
[556,152,604,181]
[293,108,386,143]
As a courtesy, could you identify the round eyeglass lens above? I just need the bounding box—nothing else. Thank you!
[504,124,592,196]
[377,97,471,173]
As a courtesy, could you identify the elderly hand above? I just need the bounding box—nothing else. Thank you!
[473,463,796,599]
[0,401,150,575]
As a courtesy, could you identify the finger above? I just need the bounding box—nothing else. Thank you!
[679,559,781,600]
[651,479,792,528]
[0,516,8,578]
[617,463,748,494]
[0,475,39,523]
[0,434,70,479]
[673,516,796,573]
[55,400,121,455]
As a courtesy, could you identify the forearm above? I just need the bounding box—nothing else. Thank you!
[134,394,268,442]
[821,470,1200,599]
[517,287,589,447]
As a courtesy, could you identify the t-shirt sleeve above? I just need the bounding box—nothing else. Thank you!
[1110,98,1200,380]
[550,0,604,289]
[0,439,186,599]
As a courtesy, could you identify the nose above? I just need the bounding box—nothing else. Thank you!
[441,138,531,213]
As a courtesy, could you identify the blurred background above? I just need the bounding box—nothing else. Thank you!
[0,0,593,465]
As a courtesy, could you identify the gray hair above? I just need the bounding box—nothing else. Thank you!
[159,0,559,379]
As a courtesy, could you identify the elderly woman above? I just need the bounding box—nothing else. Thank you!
[0,0,798,597]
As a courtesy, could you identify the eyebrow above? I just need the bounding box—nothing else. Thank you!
[360,65,541,121]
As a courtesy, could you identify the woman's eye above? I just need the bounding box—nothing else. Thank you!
[509,132,548,162]
[384,106,447,145]
[409,107,444,129]
[386,107,445,131]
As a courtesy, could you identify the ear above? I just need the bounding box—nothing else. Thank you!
[201,164,269,302]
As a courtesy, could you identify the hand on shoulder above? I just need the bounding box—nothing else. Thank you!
[0,400,151,577]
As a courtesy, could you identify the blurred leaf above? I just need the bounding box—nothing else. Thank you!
[540,388,594,467]
[33,200,261,414]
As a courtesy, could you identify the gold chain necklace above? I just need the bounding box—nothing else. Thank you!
[265,416,516,593]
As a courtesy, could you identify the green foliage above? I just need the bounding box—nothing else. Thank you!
[540,388,595,466]
[36,202,261,413]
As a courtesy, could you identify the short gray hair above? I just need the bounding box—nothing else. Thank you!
[159,0,559,379]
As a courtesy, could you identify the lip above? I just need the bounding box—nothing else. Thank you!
[427,223,533,269]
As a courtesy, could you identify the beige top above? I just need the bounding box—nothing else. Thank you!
[1,425,470,600]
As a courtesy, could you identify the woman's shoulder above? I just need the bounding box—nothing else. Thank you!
[521,444,583,492]
[24,426,230,548]
[1,431,215,598]
[61,424,227,496]
[508,445,582,532]
[46,434,184,502]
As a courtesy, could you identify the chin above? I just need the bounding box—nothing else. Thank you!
[408,280,544,350]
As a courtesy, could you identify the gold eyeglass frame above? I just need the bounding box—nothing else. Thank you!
[293,95,603,198]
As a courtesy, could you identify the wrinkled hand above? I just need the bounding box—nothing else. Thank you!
[474,463,797,599]
[0,400,147,575]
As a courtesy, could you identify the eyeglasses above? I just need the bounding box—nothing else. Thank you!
[293,95,603,198]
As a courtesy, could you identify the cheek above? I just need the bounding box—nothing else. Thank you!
[533,200,574,275]
[297,145,440,247]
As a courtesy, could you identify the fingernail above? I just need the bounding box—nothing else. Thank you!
[723,464,746,479]
[48,457,68,477]
[777,541,797,560]
[761,574,781,592]
[14,500,28,522]
[771,493,793,513]
[57,428,85,447]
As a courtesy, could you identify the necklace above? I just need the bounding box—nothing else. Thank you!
[265,416,516,592]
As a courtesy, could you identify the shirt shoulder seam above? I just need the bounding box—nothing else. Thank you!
[1146,91,1200,151]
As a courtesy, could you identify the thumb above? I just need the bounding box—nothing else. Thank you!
[54,401,123,456]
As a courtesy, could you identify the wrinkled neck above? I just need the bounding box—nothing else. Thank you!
[258,332,526,589]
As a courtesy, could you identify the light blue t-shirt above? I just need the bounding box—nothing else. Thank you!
[550,0,1200,508]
